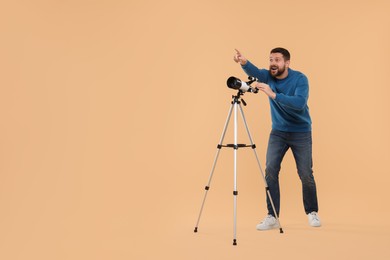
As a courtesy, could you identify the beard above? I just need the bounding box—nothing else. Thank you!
[269,65,286,78]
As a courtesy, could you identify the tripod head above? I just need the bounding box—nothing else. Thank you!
[232,90,247,106]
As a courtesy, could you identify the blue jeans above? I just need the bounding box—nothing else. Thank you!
[265,130,318,216]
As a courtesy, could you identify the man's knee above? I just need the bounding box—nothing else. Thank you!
[265,167,279,182]
[299,174,315,186]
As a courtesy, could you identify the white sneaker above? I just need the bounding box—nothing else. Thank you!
[308,212,321,227]
[256,215,278,230]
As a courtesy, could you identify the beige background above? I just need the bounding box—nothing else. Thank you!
[1,0,389,259]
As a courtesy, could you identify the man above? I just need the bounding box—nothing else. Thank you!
[233,48,321,230]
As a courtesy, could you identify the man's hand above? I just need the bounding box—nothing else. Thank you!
[233,49,247,66]
[254,82,276,99]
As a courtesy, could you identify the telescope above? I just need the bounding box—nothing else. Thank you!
[226,76,259,93]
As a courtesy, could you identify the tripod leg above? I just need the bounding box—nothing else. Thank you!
[238,104,284,233]
[194,103,234,233]
[233,102,238,245]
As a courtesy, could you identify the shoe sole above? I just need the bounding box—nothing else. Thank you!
[256,223,279,231]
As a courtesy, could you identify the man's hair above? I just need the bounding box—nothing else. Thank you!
[270,47,290,61]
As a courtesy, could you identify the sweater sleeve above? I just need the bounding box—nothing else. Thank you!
[274,75,309,111]
[241,60,269,82]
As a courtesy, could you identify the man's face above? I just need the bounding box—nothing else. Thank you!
[269,53,290,78]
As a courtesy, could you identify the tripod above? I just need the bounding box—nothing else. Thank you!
[193,90,283,246]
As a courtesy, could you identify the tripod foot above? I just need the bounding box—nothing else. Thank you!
[194,227,198,233]
[233,239,237,246]
[279,228,284,234]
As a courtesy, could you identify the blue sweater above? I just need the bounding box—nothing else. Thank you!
[242,61,312,132]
